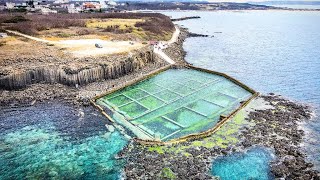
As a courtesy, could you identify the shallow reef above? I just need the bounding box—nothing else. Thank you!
[0,102,128,179]
[212,147,275,180]
[121,95,320,179]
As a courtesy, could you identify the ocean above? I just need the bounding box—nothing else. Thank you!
[162,10,320,170]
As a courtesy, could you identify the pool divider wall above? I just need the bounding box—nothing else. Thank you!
[91,64,259,145]
[90,64,173,137]
[186,65,256,94]
[134,92,259,145]
[92,64,173,101]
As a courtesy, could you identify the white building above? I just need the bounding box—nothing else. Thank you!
[68,4,81,13]
[5,2,15,9]
[108,0,117,6]
[99,0,108,9]
[41,7,58,14]
[53,0,70,4]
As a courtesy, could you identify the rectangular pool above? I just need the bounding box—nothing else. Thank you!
[96,68,253,141]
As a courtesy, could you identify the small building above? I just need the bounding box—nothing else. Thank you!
[83,2,101,10]
[149,41,158,46]
[5,2,15,9]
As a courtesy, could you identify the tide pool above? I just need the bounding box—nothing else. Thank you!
[211,147,275,180]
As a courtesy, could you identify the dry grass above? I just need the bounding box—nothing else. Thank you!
[86,19,143,29]
[0,36,17,47]
[0,13,175,41]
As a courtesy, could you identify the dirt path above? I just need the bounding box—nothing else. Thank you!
[6,26,180,60]
[153,26,180,64]
[6,30,52,43]
[167,26,180,45]
[5,30,145,57]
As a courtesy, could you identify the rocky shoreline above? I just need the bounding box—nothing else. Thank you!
[0,24,319,179]
[171,16,201,22]
[163,27,189,66]
[121,95,319,179]
[0,47,157,90]
[188,33,211,38]
[0,53,167,107]
[121,26,320,179]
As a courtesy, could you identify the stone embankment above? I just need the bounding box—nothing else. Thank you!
[189,33,211,37]
[121,95,320,179]
[171,16,201,22]
[163,27,189,65]
[162,27,211,65]
[0,49,155,90]
[120,26,320,179]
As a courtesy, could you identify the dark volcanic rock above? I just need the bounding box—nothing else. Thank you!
[171,16,200,22]
[122,95,320,179]
[188,33,210,37]
[0,50,156,90]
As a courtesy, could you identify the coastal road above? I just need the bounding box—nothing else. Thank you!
[153,26,180,64]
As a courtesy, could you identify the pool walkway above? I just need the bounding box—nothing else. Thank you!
[154,48,175,64]
[153,26,180,65]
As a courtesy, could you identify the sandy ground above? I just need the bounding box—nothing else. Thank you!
[5,30,146,57]
[56,39,145,57]
[5,26,180,58]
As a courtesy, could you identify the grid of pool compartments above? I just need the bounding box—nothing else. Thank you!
[97,69,252,141]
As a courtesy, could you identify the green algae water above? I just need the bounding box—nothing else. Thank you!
[211,147,275,180]
[97,69,252,141]
[0,102,128,179]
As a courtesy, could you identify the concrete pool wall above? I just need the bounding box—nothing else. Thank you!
[91,64,259,145]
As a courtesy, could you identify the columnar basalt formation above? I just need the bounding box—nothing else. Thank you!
[0,50,156,90]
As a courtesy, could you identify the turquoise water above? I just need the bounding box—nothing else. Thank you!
[0,102,128,179]
[162,10,320,170]
[97,68,252,141]
[212,147,275,180]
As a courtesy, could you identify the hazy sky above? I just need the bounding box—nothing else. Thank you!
[206,0,319,2]
[206,0,261,2]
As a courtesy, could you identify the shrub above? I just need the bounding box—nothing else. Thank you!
[102,25,133,34]
[135,16,174,35]
[57,33,74,38]
[76,29,91,36]
[3,15,29,23]
[0,12,174,37]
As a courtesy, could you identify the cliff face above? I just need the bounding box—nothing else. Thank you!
[0,50,155,90]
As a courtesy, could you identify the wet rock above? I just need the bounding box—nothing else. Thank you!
[188,33,210,37]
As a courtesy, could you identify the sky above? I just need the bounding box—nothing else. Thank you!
[205,0,320,2]
[203,0,320,2]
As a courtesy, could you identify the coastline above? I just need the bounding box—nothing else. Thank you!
[122,94,319,179]
[0,61,167,107]
[0,21,319,179]
[155,8,320,12]
[120,26,320,178]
